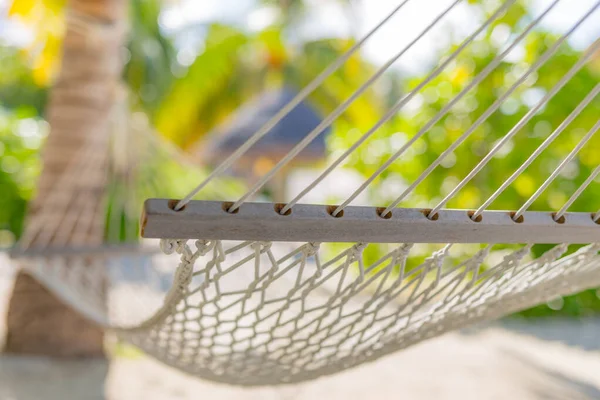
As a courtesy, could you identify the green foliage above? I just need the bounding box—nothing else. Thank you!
[124,0,177,113]
[0,39,47,245]
[155,24,252,147]
[0,106,43,244]
[6,0,66,85]
[0,46,48,113]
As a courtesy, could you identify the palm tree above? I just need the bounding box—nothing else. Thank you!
[4,0,127,356]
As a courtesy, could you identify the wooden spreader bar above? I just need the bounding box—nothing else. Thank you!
[141,199,600,244]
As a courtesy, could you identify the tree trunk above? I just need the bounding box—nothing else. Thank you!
[4,0,127,357]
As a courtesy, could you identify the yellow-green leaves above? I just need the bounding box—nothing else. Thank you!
[8,0,66,86]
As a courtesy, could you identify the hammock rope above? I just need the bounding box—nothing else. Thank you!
[554,164,600,221]
[119,240,600,385]
[429,38,600,218]
[291,0,564,217]
[513,118,600,220]
[173,0,415,211]
[471,83,600,220]
[228,0,516,215]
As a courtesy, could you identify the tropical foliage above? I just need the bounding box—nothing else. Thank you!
[329,1,600,317]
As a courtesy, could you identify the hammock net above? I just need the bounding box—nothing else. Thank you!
[10,0,600,386]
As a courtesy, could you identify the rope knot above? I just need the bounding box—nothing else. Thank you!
[349,243,367,261]
[195,240,216,256]
[471,246,491,267]
[251,241,272,253]
[173,260,194,290]
[505,245,532,265]
[431,245,451,268]
[160,239,187,255]
[539,243,568,263]
[302,242,321,257]
[396,243,414,259]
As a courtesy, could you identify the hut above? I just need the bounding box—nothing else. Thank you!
[196,87,331,201]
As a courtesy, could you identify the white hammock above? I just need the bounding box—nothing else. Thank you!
[11,0,600,386]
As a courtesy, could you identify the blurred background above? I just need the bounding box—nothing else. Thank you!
[1,0,600,398]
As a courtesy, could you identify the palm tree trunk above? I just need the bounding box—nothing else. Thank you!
[3,0,127,356]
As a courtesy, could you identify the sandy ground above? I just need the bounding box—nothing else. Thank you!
[1,257,600,399]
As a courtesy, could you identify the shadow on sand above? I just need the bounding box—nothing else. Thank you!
[0,355,107,400]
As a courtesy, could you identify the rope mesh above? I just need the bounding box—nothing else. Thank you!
[124,241,600,385]
[19,240,600,385]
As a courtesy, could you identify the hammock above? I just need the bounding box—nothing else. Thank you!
[11,0,600,386]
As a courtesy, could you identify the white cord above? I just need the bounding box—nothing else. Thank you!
[174,0,413,211]
[471,83,600,219]
[278,0,464,215]
[593,209,600,223]
[232,0,465,214]
[336,0,562,217]
[513,119,600,220]
[554,165,600,221]
[303,0,518,217]
[331,0,556,218]
[428,38,600,218]
[381,0,593,217]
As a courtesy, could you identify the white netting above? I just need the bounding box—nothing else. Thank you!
[124,241,600,385]
[18,241,600,384]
